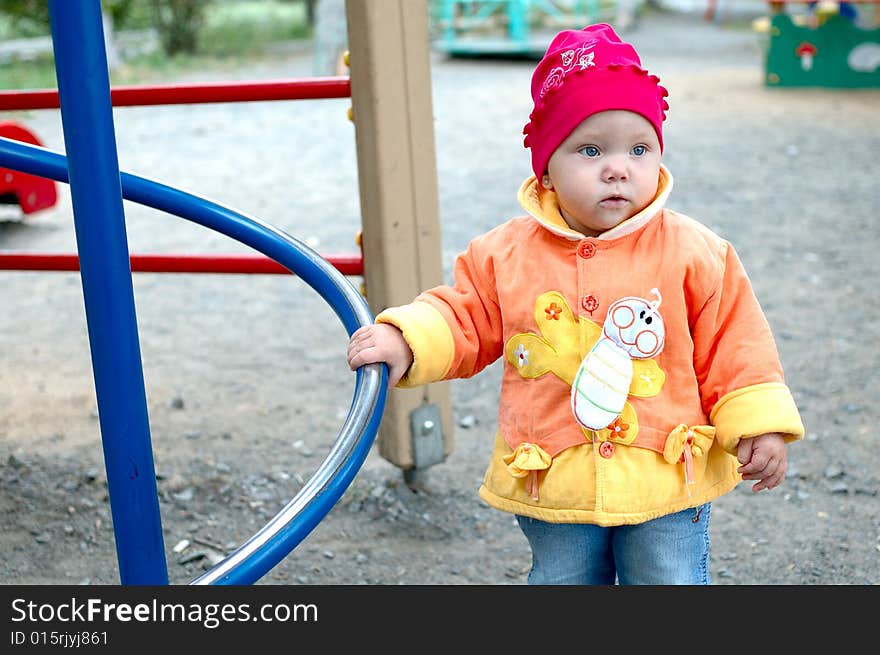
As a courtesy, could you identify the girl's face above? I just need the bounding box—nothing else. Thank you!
[543,110,662,238]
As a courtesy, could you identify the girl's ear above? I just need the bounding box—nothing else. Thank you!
[541,174,553,189]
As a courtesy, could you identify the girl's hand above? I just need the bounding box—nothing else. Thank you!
[736,432,787,492]
[347,323,414,388]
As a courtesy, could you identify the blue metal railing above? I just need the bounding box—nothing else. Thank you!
[0,0,387,585]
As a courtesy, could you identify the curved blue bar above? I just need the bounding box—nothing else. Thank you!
[201,365,387,585]
[0,136,388,584]
[48,0,167,584]
[0,137,363,332]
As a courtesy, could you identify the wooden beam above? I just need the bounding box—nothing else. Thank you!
[345,0,454,470]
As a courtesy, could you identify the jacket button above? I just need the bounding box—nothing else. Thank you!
[577,241,597,259]
[598,441,615,459]
[582,294,599,313]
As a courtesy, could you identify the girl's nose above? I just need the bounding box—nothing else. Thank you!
[602,156,628,182]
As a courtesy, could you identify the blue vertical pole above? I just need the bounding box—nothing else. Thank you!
[48,0,168,584]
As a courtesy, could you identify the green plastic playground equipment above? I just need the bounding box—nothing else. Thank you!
[762,1,880,87]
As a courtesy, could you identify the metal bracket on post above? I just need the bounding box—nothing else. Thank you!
[405,403,445,485]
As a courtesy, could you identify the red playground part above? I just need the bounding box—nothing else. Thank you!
[0,251,364,276]
[0,120,58,215]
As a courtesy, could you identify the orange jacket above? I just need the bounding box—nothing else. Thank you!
[377,166,805,525]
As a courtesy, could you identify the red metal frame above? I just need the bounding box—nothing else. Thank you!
[0,252,363,276]
[0,77,351,111]
[0,76,364,277]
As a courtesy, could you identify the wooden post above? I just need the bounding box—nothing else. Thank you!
[345,0,454,471]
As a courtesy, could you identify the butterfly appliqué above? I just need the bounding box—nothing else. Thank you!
[571,289,666,430]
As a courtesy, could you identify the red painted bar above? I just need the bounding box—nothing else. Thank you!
[0,77,351,111]
[0,252,364,276]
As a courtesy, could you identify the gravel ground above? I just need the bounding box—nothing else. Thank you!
[1,9,878,586]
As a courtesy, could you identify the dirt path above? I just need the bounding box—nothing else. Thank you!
[1,10,878,585]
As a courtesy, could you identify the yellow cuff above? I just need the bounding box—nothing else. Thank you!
[376,302,454,387]
[710,382,805,454]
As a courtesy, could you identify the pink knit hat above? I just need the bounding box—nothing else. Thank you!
[523,23,669,180]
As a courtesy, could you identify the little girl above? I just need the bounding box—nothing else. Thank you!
[347,23,805,584]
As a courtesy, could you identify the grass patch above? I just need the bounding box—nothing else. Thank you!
[0,56,58,90]
[0,0,313,90]
[199,0,311,57]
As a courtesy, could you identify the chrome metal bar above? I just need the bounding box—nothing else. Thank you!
[0,135,388,585]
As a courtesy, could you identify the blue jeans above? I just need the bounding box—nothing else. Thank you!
[516,504,711,585]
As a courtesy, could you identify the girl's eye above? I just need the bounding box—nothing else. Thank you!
[632,145,647,156]
[579,146,600,157]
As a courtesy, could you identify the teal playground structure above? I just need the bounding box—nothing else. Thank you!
[432,0,638,56]
[0,1,387,585]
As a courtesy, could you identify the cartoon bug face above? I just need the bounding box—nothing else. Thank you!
[602,288,665,359]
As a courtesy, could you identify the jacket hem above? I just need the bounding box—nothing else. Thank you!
[478,477,738,527]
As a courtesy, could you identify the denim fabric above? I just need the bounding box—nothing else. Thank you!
[516,504,711,585]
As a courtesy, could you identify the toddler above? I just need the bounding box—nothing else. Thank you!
[347,23,805,585]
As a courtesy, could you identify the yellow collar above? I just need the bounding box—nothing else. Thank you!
[517,164,674,241]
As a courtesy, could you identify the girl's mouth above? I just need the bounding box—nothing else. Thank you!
[600,195,627,207]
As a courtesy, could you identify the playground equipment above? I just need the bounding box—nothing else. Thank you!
[0,137,389,585]
[0,80,362,277]
[432,0,632,57]
[0,120,57,215]
[759,0,880,86]
[0,1,453,481]
[0,0,450,584]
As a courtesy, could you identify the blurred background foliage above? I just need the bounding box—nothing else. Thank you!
[0,0,318,87]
